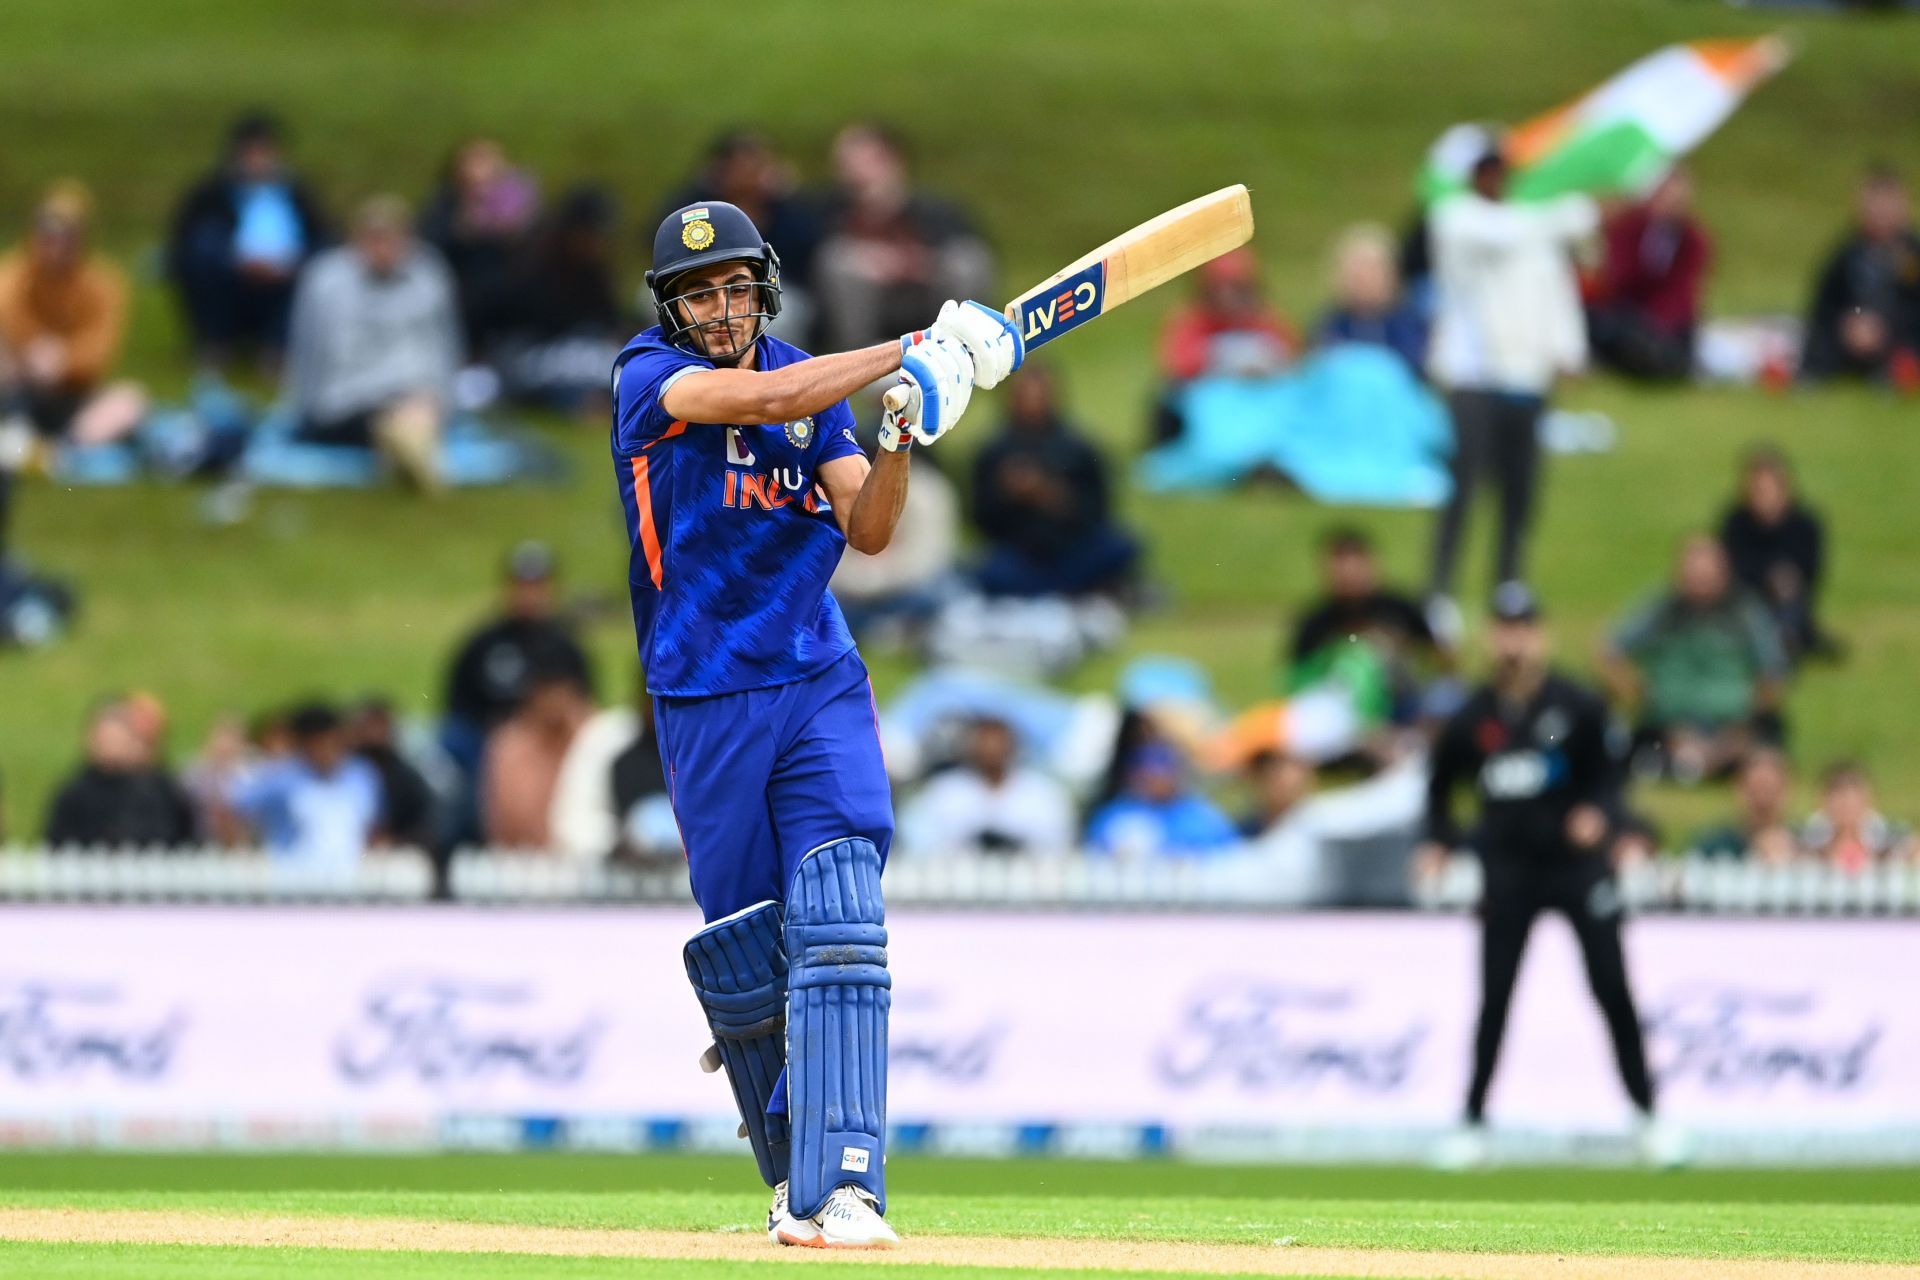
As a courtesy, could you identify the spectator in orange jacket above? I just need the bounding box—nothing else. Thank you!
[1151,247,1297,445]
[0,181,147,453]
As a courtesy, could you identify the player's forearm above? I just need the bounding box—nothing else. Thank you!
[756,343,902,423]
[843,448,911,556]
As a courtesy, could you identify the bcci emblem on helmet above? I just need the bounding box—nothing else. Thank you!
[784,416,815,449]
[681,208,717,251]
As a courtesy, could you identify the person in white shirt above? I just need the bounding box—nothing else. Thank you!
[1425,149,1596,621]
[899,714,1076,856]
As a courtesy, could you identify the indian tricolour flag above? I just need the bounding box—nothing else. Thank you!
[1420,36,1790,203]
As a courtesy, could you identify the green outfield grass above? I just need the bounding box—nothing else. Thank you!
[1,0,1918,839]
[1,1153,1918,1277]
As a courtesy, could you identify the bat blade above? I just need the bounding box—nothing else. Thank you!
[1006,184,1253,352]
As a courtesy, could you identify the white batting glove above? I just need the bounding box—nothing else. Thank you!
[929,299,1024,389]
[884,333,975,450]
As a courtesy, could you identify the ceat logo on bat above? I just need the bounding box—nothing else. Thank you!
[1017,261,1106,346]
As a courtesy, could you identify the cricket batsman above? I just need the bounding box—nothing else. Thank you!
[612,200,1020,1248]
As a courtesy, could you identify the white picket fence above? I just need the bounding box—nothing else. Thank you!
[2,844,1918,913]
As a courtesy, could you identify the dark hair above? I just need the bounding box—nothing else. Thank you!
[1821,758,1868,789]
[1320,524,1373,556]
[707,128,770,165]
[288,702,342,741]
[1864,161,1902,189]
[1742,443,1791,479]
[227,110,283,152]
[842,119,909,163]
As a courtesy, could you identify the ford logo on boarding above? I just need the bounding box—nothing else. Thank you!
[1155,980,1426,1092]
[335,975,605,1085]
[0,978,185,1081]
[1642,986,1882,1091]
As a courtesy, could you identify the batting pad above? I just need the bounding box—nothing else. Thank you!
[684,899,792,1188]
[785,836,891,1218]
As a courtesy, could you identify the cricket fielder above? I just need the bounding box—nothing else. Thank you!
[613,200,1020,1248]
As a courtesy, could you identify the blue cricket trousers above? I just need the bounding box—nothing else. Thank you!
[654,648,894,921]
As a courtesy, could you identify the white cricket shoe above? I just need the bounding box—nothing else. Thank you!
[773,1184,899,1250]
[1432,1123,1490,1172]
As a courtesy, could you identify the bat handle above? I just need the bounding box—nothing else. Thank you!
[882,383,913,415]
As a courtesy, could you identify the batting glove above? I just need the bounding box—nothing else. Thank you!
[886,333,975,449]
[930,299,1023,389]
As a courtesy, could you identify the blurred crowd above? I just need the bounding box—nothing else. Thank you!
[3,112,1917,892]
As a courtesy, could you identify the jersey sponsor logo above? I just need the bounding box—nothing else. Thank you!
[1480,750,1550,799]
[1015,261,1105,348]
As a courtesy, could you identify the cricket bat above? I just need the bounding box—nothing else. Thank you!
[884,183,1254,414]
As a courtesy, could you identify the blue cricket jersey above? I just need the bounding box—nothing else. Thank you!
[612,326,866,697]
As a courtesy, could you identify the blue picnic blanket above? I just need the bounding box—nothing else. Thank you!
[1138,346,1453,505]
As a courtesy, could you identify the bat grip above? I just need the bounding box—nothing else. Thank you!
[882,383,913,415]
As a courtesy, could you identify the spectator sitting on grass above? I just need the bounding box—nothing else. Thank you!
[1288,525,1445,712]
[165,111,329,371]
[1151,247,1296,446]
[1689,746,1796,863]
[345,697,439,853]
[481,661,595,851]
[0,181,146,458]
[283,194,460,489]
[899,715,1077,856]
[1798,760,1917,872]
[1719,445,1831,663]
[417,136,539,357]
[1602,534,1789,784]
[221,702,383,867]
[1086,740,1237,859]
[43,700,196,850]
[1315,223,1427,374]
[1587,167,1710,381]
[971,365,1140,600]
[1238,750,1314,840]
[813,121,994,352]
[1801,164,1920,388]
[441,541,595,766]
[487,186,625,417]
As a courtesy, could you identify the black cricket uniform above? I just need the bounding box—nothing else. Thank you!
[1426,669,1655,1123]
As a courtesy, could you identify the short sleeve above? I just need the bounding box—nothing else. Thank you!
[614,345,713,454]
[813,397,864,466]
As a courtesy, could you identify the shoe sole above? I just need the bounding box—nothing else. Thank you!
[775,1226,897,1250]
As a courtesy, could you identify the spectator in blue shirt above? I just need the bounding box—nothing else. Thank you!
[165,112,330,371]
[1086,741,1237,858]
[224,702,381,867]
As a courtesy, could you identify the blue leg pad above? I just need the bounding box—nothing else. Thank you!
[785,836,890,1218]
[684,900,791,1189]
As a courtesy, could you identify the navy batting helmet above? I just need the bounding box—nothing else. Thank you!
[645,200,782,364]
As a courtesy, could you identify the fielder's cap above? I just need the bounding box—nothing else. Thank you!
[506,540,556,583]
[1490,580,1542,623]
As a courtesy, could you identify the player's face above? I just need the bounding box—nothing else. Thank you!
[671,262,760,361]
[1488,618,1546,678]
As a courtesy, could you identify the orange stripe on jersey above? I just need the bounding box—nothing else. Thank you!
[643,420,688,450]
[629,455,665,589]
